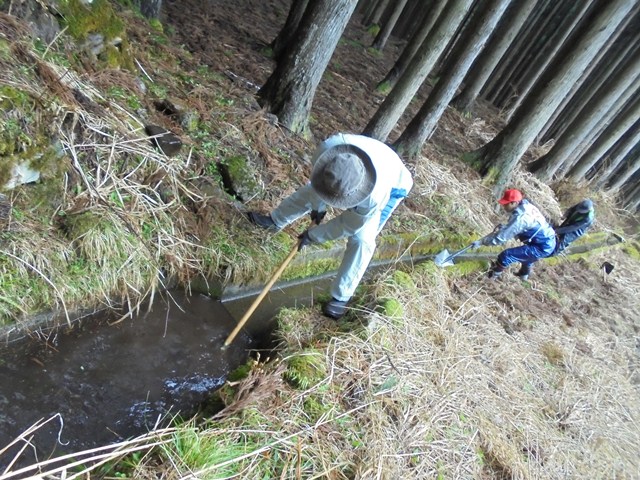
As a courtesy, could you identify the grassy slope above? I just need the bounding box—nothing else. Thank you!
[145,250,640,479]
[0,2,639,478]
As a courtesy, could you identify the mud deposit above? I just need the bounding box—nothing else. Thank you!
[0,292,252,470]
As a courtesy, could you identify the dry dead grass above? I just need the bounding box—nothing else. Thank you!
[1,3,638,478]
[98,244,636,479]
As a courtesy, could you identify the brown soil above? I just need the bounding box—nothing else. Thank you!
[162,0,497,155]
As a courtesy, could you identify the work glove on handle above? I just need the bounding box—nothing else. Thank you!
[474,224,502,248]
[310,210,326,225]
[297,229,314,251]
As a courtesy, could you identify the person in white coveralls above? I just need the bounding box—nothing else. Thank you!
[248,133,413,319]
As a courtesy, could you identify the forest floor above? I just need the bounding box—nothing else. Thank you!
[1,0,640,477]
[158,0,640,331]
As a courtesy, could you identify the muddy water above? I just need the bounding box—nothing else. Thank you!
[0,291,253,470]
[0,257,414,473]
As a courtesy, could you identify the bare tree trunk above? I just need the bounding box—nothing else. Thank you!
[538,27,638,143]
[391,0,428,41]
[357,0,375,19]
[598,124,640,190]
[258,0,358,136]
[529,55,640,182]
[134,0,162,18]
[552,81,640,177]
[271,0,310,61]
[375,0,447,91]
[608,151,640,192]
[452,0,537,114]
[464,0,635,195]
[482,0,556,105]
[356,0,371,15]
[372,0,410,50]
[363,0,474,141]
[627,192,640,212]
[502,1,592,120]
[364,0,391,26]
[621,178,640,210]
[394,0,513,157]
[568,96,640,181]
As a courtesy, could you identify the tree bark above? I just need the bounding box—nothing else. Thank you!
[134,0,162,18]
[608,146,640,192]
[621,177,640,210]
[598,125,640,190]
[529,55,640,182]
[452,0,537,114]
[372,0,410,50]
[568,96,640,182]
[364,0,391,26]
[539,27,639,143]
[363,0,474,141]
[464,0,636,195]
[375,0,447,91]
[271,0,310,61]
[357,0,376,20]
[502,1,592,120]
[394,0,513,157]
[258,0,358,136]
[392,0,428,41]
[482,0,556,105]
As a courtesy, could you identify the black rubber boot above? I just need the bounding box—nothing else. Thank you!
[247,211,277,230]
[514,265,531,281]
[488,262,505,279]
[322,298,349,319]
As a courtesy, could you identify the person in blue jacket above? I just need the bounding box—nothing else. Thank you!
[553,199,594,255]
[473,189,556,281]
[247,133,413,319]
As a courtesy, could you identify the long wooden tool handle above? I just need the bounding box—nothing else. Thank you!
[223,240,300,347]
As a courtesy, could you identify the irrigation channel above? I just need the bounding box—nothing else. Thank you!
[0,235,619,472]
[0,272,337,472]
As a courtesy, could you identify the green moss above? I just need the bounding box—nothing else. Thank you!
[58,0,134,69]
[226,360,253,382]
[415,258,443,279]
[390,270,415,290]
[378,297,403,319]
[303,393,332,423]
[27,143,67,180]
[283,349,326,390]
[376,80,392,94]
[0,85,56,187]
[623,243,640,261]
[0,38,11,61]
[366,24,380,36]
[449,260,486,276]
[223,155,248,179]
[59,0,124,41]
[149,18,163,32]
[282,256,340,282]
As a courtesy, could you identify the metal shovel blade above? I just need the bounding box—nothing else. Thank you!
[434,249,455,267]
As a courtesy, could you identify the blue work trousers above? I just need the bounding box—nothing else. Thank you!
[497,240,556,272]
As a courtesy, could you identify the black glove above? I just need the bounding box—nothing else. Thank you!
[297,229,314,251]
[310,210,326,225]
